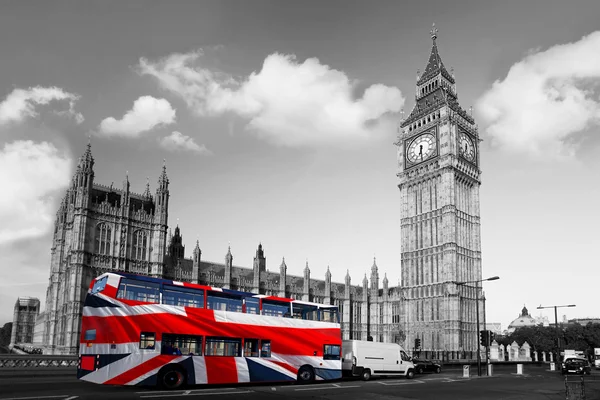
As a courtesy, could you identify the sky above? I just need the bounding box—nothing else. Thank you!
[0,0,599,331]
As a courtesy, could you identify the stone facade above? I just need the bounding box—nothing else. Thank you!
[36,26,484,355]
[40,143,173,355]
[10,297,40,345]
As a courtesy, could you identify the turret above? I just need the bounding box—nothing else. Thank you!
[362,274,368,301]
[370,257,379,293]
[192,240,201,284]
[224,245,233,289]
[154,160,169,224]
[150,162,169,277]
[252,243,265,293]
[324,266,332,305]
[278,257,287,297]
[344,270,351,300]
[302,261,310,302]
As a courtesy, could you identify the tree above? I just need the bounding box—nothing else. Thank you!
[0,322,13,347]
[504,326,556,352]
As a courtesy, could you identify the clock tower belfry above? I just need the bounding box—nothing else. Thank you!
[395,24,483,353]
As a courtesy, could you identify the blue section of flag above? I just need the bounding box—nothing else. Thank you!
[84,294,120,308]
[314,367,342,380]
[245,358,295,382]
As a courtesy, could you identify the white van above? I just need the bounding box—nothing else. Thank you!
[341,340,415,381]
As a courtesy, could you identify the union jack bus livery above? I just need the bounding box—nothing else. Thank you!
[78,272,342,389]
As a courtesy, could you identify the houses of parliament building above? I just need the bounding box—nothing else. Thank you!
[33,26,485,356]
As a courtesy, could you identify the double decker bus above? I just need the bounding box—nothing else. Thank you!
[77,272,341,389]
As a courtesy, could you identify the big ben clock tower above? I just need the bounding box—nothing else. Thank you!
[396,24,483,353]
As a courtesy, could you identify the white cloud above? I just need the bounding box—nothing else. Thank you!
[0,140,71,244]
[476,31,600,158]
[99,96,176,137]
[139,51,404,147]
[0,86,83,124]
[159,131,212,154]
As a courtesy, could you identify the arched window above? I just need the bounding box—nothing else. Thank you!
[132,230,147,261]
[95,223,112,255]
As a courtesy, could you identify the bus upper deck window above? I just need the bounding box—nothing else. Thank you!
[91,277,108,295]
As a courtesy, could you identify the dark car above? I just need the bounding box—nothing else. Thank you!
[562,358,592,375]
[413,359,442,374]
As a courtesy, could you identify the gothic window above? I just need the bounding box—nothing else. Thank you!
[132,230,148,261]
[95,223,112,255]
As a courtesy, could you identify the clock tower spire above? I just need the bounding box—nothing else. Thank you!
[396,24,483,354]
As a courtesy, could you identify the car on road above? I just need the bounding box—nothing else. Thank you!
[413,359,442,374]
[561,358,592,375]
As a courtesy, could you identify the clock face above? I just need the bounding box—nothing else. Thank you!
[407,133,437,164]
[459,132,476,162]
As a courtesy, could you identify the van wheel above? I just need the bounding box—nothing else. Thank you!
[362,369,371,381]
[297,366,315,383]
[417,366,423,374]
[406,369,415,379]
[158,365,186,390]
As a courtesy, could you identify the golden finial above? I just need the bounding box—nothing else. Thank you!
[430,23,438,41]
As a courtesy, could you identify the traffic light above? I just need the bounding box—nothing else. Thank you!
[488,331,495,345]
[479,330,487,347]
[415,338,421,349]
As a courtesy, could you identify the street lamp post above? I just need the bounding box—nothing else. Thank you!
[454,276,499,377]
[537,304,576,365]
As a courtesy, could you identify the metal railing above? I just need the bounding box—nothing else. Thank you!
[0,355,78,368]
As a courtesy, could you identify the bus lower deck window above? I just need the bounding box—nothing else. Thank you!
[162,334,203,356]
[244,339,259,357]
[205,337,241,357]
[260,340,271,358]
[140,332,155,349]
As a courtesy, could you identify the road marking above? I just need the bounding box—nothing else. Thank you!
[377,380,425,386]
[0,396,70,400]
[139,390,252,398]
[136,388,243,395]
[294,385,360,391]
[183,391,191,395]
[65,397,79,400]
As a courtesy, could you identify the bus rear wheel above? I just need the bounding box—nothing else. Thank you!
[297,366,315,383]
[158,366,186,390]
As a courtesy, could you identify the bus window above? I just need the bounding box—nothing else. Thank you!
[244,297,259,314]
[206,292,243,312]
[292,303,318,320]
[162,334,203,356]
[320,308,339,323]
[205,337,241,357]
[262,300,290,317]
[163,285,204,308]
[84,329,96,341]
[260,340,271,358]
[91,277,107,295]
[140,332,155,349]
[244,339,259,357]
[117,278,160,303]
[323,344,341,360]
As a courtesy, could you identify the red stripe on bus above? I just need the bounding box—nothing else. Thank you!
[204,357,238,384]
[268,360,298,375]
[104,355,173,385]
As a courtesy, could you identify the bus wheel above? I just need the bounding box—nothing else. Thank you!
[297,366,315,383]
[158,366,186,390]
